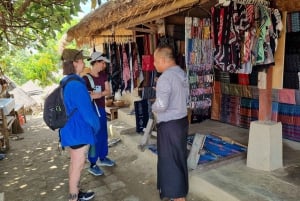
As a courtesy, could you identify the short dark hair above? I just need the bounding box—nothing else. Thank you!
[155,45,175,60]
[62,61,75,75]
[90,60,99,66]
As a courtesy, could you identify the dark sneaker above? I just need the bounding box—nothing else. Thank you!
[88,165,104,176]
[98,157,115,167]
[78,190,95,200]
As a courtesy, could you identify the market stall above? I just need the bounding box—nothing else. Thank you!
[65,0,300,169]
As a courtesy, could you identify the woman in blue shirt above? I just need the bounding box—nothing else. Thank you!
[60,49,100,201]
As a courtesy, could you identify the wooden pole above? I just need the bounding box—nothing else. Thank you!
[272,11,287,89]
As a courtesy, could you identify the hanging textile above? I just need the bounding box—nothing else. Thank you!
[211,2,282,73]
[185,17,214,123]
[103,41,141,94]
[122,44,131,91]
[283,12,300,89]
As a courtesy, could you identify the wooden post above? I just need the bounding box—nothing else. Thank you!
[272,11,287,89]
[258,70,272,121]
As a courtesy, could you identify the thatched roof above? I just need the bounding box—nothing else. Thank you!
[67,0,296,47]
[67,0,214,46]
[275,0,300,12]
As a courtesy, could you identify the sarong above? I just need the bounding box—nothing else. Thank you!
[157,116,189,199]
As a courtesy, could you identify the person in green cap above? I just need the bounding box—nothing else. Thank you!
[60,49,100,201]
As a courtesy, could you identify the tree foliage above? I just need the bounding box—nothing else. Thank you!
[0,0,88,51]
[0,20,79,87]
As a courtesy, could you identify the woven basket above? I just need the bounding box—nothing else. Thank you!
[105,99,113,107]
[113,100,125,107]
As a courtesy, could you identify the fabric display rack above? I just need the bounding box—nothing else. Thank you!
[210,0,279,126]
[102,41,141,95]
[211,1,282,73]
[213,76,300,142]
[209,1,300,142]
[185,17,214,123]
[284,12,300,89]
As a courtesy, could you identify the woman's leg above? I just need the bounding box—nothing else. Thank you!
[173,198,186,201]
[68,145,88,201]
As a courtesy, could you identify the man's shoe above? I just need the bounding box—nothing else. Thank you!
[78,190,95,200]
[88,165,103,176]
[98,157,115,167]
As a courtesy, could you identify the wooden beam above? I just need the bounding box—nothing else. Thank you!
[127,27,156,34]
[141,23,158,30]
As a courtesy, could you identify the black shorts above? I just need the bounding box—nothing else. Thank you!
[70,144,86,149]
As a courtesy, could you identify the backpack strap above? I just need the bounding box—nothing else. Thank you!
[83,74,101,117]
[84,73,95,90]
[60,75,80,118]
[60,75,80,88]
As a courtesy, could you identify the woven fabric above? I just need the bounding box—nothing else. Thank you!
[238,73,249,85]
[211,93,221,120]
[271,102,279,122]
[279,89,296,105]
[272,89,279,102]
[279,103,300,142]
[295,90,300,105]
[220,94,241,126]
[239,98,259,128]
[134,99,150,133]
[283,72,299,89]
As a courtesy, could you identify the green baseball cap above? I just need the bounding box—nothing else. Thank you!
[61,49,88,61]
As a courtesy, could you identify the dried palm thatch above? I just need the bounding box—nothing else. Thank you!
[67,0,291,47]
[67,0,213,46]
[275,0,300,12]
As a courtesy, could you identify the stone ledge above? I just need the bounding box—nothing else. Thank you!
[0,192,4,201]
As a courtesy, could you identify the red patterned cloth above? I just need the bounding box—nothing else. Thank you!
[279,89,296,105]
[122,45,131,90]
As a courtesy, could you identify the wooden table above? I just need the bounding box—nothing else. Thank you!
[105,106,119,120]
[0,98,16,151]
[105,103,129,120]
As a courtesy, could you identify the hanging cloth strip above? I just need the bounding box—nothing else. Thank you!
[122,44,131,91]
[129,42,134,92]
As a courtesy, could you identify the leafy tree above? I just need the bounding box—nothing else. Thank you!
[0,20,80,87]
[0,0,88,51]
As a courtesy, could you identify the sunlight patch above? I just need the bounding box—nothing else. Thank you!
[19,184,27,189]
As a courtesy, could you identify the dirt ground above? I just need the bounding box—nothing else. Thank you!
[0,114,207,201]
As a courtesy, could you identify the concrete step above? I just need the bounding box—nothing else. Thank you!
[0,192,4,201]
[108,119,300,201]
[108,119,157,170]
[191,160,300,201]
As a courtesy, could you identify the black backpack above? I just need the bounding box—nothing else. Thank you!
[43,76,79,130]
